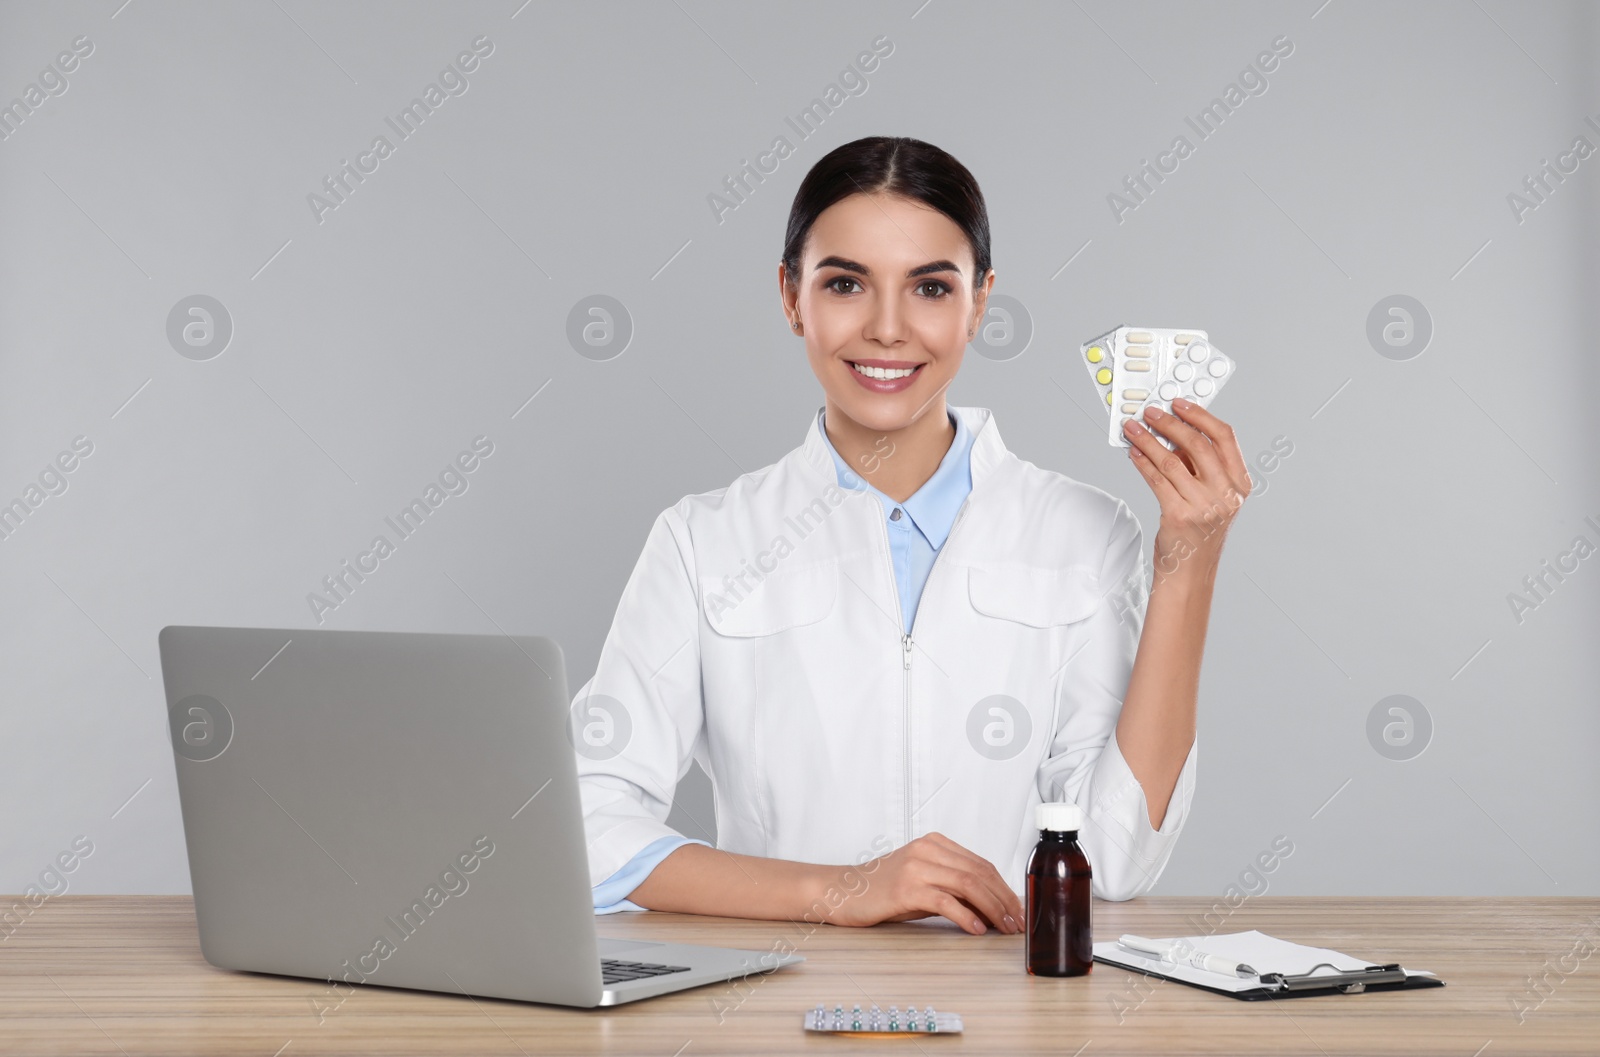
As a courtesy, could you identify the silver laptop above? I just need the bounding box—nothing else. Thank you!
[156,625,802,1008]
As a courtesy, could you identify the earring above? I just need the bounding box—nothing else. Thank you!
[792,319,801,330]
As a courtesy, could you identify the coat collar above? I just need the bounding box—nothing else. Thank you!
[798,403,1008,492]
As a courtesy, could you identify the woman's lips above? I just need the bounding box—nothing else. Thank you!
[847,359,924,394]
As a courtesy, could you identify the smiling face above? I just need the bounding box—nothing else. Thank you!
[781,192,992,436]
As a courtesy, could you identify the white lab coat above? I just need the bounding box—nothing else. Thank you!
[573,404,1197,903]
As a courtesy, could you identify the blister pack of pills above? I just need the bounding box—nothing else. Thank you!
[1078,326,1235,450]
[804,1001,963,1035]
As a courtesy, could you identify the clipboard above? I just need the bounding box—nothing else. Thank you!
[1092,930,1446,1001]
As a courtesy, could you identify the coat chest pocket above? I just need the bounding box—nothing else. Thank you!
[966,563,1102,628]
[700,559,837,637]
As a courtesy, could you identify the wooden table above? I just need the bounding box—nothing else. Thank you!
[2,897,1596,1055]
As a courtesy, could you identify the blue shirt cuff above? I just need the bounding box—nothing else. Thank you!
[592,835,710,914]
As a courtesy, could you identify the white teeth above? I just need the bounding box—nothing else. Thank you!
[851,362,917,380]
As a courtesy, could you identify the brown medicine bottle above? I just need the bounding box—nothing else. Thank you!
[1025,802,1092,976]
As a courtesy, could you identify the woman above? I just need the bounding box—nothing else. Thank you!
[574,136,1251,936]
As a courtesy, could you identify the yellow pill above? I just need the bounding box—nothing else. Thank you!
[1095,367,1112,385]
[1086,345,1104,363]
[1106,391,1113,405]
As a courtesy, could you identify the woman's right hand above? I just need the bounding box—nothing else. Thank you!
[826,832,1023,935]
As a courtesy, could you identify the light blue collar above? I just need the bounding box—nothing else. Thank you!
[818,406,974,550]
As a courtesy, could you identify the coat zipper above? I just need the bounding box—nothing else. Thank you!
[880,496,973,847]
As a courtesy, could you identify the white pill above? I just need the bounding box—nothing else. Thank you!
[1174,333,1199,345]
[1186,342,1210,363]
[1173,362,1194,382]
[1208,358,1228,377]
[1194,377,1214,396]
[1159,381,1179,399]
[1122,388,1149,400]
[1126,331,1153,344]
[1120,402,1142,414]
[1125,345,1151,357]
[1126,361,1152,372]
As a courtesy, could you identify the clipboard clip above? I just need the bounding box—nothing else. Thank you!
[1258,962,1407,994]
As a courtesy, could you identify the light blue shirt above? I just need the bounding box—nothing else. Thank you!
[592,407,977,913]
[591,834,710,914]
[820,407,974,634]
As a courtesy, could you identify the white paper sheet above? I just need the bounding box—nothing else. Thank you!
[1092,930,1437,993]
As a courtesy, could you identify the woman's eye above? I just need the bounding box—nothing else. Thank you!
[824,276,950,298]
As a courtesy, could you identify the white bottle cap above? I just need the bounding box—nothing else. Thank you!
[1036,802,1083,832]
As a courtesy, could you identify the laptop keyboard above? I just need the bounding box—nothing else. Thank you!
[601,958,692,985]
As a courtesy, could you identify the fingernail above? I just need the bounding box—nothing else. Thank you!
[1146,406,1164,419]
[1173,398,1191,409]
[1124,419,1143,433]
[1004,914,1017,932]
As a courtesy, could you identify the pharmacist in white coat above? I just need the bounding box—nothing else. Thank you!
[573,137,1253,936]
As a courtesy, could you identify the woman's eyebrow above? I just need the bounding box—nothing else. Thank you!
[814,255,963,279]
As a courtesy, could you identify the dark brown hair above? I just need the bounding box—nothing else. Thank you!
[782,136,991,294]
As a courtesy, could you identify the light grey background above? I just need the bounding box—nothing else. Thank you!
[2,0,1595,899]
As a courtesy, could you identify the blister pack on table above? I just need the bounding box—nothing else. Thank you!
[804,1001,962,1036]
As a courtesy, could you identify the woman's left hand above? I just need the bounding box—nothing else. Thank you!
[1122,399,1252,575]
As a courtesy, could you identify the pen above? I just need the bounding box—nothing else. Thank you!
[1117,934,1257,978]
